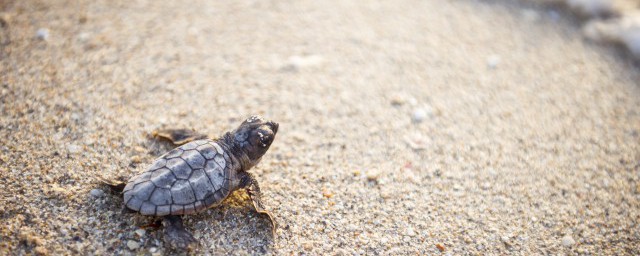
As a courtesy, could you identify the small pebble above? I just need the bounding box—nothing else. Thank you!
[67,144,82,154]
[0,12,11,27]
[487,55,501,69]
[53,132,64,141]
[335,248,348,256]
[366,169,381,182]
[322,190,334,198]
[562,235,575,247]
[502,235,512,247]
[404,133,430,150]
[390,95,406,106]
[130,155,142,164]
[36,28,49,40]
[405,227,416,237]
[284,55,324,71]
[135,229,146,237]
[89,189,104,198]
[290,131,308,142]
[412,108,426,123]
[436,243,446,252]
[127,240,140,250]
[149,247,157,253]
[302,241,313,251]
[34,246,48,255]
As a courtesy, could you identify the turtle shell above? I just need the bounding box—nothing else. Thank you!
[123,139,233,216]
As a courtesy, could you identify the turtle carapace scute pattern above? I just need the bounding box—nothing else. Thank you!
[123,139,233,216]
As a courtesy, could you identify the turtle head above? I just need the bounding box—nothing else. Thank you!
[231,115,279,167]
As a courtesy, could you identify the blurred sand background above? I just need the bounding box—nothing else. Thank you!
[1,0,639,255]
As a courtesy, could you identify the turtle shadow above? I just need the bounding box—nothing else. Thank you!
[85,183,158,253]
[185,191,277,254]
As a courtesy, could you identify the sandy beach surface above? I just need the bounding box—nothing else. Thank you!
[1,0,639,255]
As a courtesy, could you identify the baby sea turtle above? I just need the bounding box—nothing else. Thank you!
[111,116,278,249]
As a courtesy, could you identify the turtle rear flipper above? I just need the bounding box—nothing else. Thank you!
[97,177,136,213]
[251,195,277,237]
[106,183,126,193]
[152,128,209,146]
[98,176,127,193]
[163,215,198,250]
[239,172,277,237]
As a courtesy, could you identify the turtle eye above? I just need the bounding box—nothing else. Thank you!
[235,131,249,142]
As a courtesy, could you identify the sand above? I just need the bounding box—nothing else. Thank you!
[1,0,639,255]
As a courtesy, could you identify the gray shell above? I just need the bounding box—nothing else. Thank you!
[123,139,233,216]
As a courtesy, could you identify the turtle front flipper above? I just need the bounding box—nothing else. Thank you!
[152,128,209,146]
[250,192,277,237]
[239,172,277,237]
[163,215,198,250]
[97,177,136,213]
